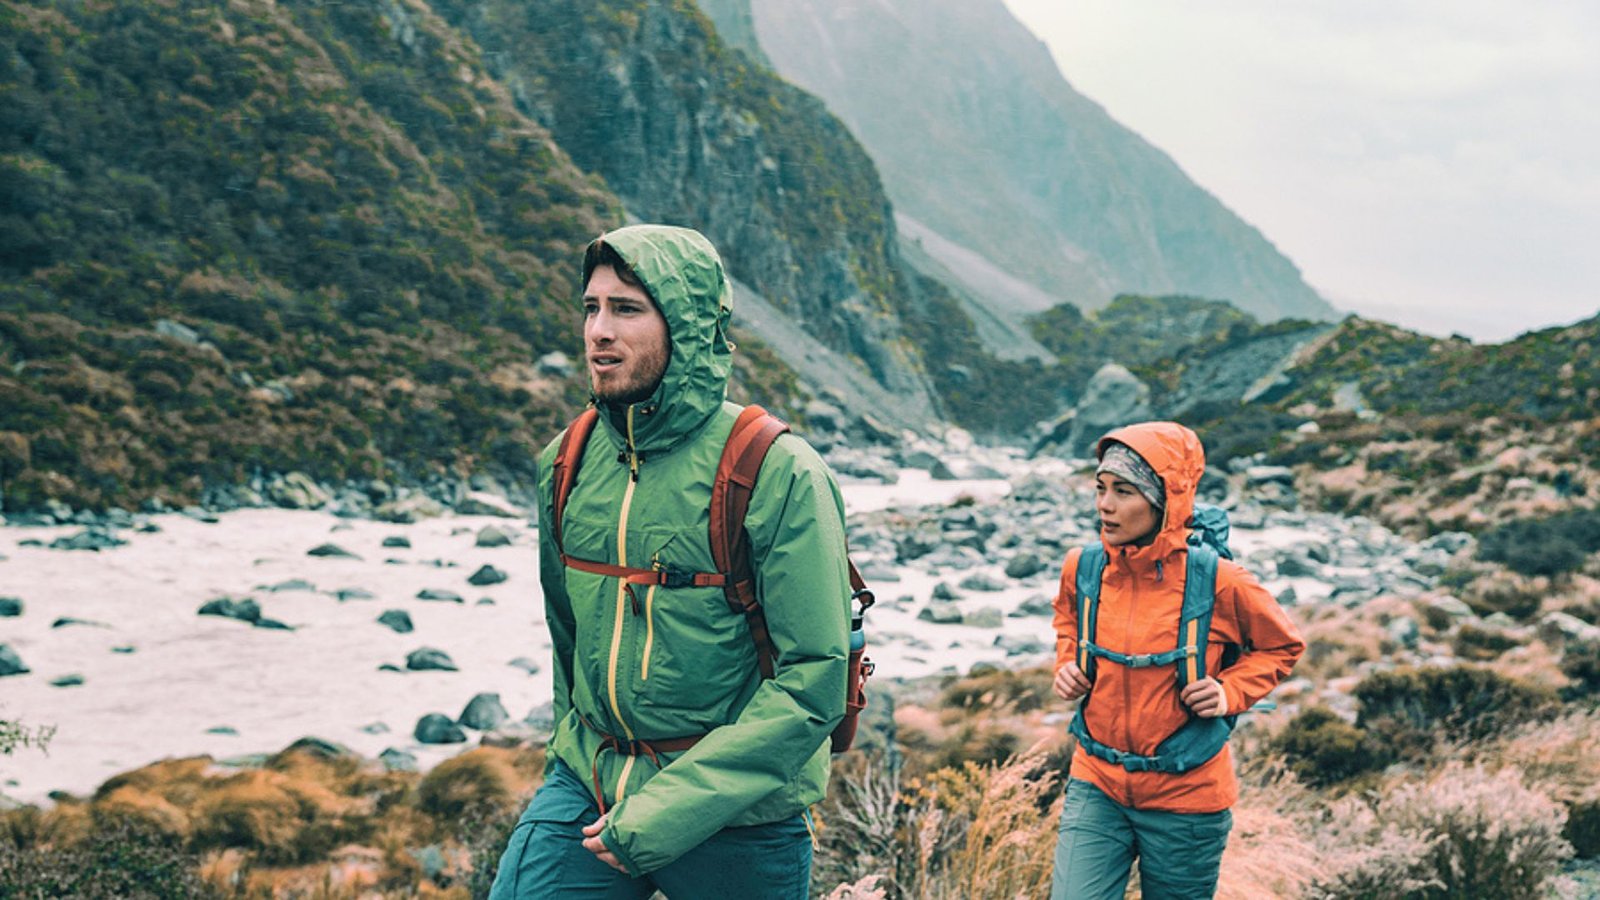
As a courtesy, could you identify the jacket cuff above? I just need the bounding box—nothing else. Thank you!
[601,822,643,878]
[1218,676,1243,716]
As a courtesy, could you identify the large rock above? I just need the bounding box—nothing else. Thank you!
[467,565,508,587]
[405,647,458,671]
[1034,364,1152,459]
[268,472,332,509]
[1003,553,1047,580]
[459,693,510,731]
[475,526,515,548]
[0,644,28,677]
[49,527,128,552]
[457,492,519,518]
[375,494,448,524]
[413,714,466,744]
[377,610,414,633]
[0,597,22,617]
[198,597,262,624]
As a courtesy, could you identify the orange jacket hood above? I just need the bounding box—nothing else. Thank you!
[1096,421,1205,560]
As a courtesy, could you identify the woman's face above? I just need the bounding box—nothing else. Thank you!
[1095,473,1162,546]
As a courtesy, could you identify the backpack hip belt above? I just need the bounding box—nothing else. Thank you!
[575,712,705,814]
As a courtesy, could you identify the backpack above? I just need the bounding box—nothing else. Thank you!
[550,404,875,754]
[1067,502,1242,774]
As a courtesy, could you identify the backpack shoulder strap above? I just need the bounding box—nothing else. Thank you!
[1176,544,1222,688]
[551,408,599,553]
[1075,544,1108,681]
[710,405,790,679]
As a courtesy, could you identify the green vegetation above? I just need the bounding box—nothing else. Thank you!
[1476,508,1600,577]
[1354,665,1558,760]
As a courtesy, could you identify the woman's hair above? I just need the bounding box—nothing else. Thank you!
[582,238,653,301]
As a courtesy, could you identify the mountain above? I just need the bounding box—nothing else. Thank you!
[715,0,1338,330]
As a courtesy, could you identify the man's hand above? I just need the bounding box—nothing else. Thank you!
[1180,677,1228,718]
[1053,662,1091,701]
[581,814,627,873]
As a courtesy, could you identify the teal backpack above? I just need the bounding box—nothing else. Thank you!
[1067,503,1243,774]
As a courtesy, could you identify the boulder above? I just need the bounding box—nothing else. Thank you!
[963,607,1004,629]
[459,693,510,731]
[417,588,464,603]
[931,582,962,601]
[1010,594,1053,618]
[1538,611,1600,646]
[476,526,515,548]
[958,573,1005,592]
[377,610,414,633]
[1064,364,1153,458]
[307,543,360,560]
[523,702,557,734]
[405,647,458,672]
[0,597,22,617]
[1,644,30,677]
[268,472,331,509]
[467,565,508,587]
[381,747,419,772]
[49,527,128,552]
[1386,616,1420,650]
[1003,553,1047,579]
[917,601,964,625]
[375,494,447,524]
[537,350,573,377]
[457,492,519,518]
[382,535,412,549]
[198,597,262,624]
[413,714,466,745]
[994,634,1048,656]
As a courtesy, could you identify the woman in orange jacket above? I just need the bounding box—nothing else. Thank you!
[1050,422,1305,899]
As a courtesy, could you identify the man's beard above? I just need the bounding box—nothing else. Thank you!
[592,346,668,406]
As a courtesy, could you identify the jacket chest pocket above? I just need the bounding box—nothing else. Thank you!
[632,531,755,708]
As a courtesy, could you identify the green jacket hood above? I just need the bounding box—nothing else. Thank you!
[586,224,734,454]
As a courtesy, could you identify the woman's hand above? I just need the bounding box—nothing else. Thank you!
[1180,677,1228,718]
[1053,662,1091,701]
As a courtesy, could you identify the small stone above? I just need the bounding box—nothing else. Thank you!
[51,617,110,629]
[307,543,360,559]
[467,565,508,587]
[417,588,463,603]
[508,656,542,675]
[0,597,22,617]
[1004,553,1047,579]
[917,601,964,625]
[380,747,419,771]
[206,726,239,736]
[382,536,412,548]
[50,673,85,687]
[0,645,30,677]
[414,714,466,744]
[406,647,459,671]
[253,617,295,631]
[931,582,962,601]
[378,610,414,633]
[359,722,390,735]
[335,588,376,602]
[476,526,514,548]
[111,645,136,654]
[264,579,316,593]
[963,607,1005,629]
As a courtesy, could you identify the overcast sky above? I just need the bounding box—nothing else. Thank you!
[1001,0,1600,343]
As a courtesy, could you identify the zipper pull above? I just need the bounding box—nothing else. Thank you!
[624,583,641,616]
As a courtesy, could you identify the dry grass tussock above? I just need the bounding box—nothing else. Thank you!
[0,741,546,898]
[816,739,1064,900]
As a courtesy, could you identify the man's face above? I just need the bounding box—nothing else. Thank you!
[583,264,669,406]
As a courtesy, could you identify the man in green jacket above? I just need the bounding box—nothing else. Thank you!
[489,225,851,898]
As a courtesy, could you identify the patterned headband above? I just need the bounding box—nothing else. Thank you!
[1096,442,1165,510]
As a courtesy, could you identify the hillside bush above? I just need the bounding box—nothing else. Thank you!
[1477,508,1600,577]
[0,813,217,899]
[1560,638,1600,700]
[1354,666,1558,761]
[1272,707,1385,787]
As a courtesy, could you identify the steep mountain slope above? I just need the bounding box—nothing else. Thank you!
[720,0,1336,325]
[431,0,938,418]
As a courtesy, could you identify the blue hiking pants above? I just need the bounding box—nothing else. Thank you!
[488,759,813,899]
[1051,778,1231,900]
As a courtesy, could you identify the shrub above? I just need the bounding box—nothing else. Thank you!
[1477,508,1600,577]
[0,813,216,899]
[1383,763,1571,899]
[1354,666,1558,760]
[1566,799,1600,860]
[1559,639,1600,700]
[1451,623,1521,661]
[1304,795,1442,900]
[416,749,518,821]
[1272,707,1385,787]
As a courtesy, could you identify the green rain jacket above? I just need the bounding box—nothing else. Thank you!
[535,225,851,876]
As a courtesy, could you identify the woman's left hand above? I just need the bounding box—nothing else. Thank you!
[1180,677,1228,718]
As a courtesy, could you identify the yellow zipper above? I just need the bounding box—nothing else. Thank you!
[606,406,640,745]
[641,586,658,680]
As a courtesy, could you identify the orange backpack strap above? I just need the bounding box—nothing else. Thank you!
[710,405,790,679]
[551,408,599,553]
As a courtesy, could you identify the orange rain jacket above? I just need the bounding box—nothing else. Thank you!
[1052,422,1305,813]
